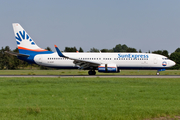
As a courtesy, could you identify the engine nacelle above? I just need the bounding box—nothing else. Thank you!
[98,64,119,73]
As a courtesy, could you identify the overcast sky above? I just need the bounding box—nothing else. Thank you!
[0,0,180,53]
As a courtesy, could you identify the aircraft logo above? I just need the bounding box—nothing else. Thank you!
[162,61,167,66]
[15,30,35,45]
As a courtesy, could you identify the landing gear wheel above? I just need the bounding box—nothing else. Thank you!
[93,71,96,75]
[88,70,96,75]
[88,71,92,75]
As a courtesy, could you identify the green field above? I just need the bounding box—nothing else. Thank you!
[0,69,180,75]
[0,77,180,120]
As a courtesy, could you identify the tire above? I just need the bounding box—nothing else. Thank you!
[88,71,96,75]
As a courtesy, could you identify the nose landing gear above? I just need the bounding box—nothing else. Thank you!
[156,70,160,76]
[156,69,166,75]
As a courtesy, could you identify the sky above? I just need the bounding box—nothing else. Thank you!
[0,0,180,53]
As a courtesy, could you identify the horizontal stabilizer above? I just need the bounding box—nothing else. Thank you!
[5,51,30,57]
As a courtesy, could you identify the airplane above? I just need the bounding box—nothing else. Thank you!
[6,23,176,75]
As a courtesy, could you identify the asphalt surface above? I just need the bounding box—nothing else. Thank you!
[0,75,180,78]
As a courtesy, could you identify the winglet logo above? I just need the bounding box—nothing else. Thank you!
[162,61,167,66]
[15,30,35,45]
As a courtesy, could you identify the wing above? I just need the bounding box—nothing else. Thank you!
[54,45,101,69]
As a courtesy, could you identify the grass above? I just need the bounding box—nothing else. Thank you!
[0,69,180,75]
[0,77,180,119]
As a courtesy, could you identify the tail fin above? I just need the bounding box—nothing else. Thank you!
[12,23,52,54]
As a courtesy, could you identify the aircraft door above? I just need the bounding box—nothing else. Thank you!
[38,56,43,64]
[154,58,158,64]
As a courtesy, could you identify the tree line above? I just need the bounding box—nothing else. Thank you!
[2,44,180,69]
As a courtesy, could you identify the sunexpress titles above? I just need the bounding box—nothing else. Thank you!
[118,54,149,59]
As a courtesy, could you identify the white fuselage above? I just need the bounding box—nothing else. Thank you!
[34,52,175,70]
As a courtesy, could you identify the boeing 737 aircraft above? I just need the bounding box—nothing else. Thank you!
[6,23,176,75]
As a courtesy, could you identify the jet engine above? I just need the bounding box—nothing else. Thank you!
[98,64,119,73]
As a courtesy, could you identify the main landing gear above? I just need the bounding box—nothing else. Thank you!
[156,70,160,76]
[88,70,96,75]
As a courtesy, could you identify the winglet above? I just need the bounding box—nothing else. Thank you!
[54,45,66,57]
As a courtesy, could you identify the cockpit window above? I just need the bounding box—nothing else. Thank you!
[162,58,169,60]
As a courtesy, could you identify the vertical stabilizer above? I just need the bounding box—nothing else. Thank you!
[12,23,49,54]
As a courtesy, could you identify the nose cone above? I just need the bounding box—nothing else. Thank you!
[170,60,176,67]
